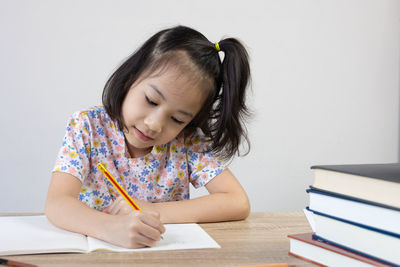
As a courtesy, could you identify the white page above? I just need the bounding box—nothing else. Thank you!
[0,215,88,256]
[87,223,220,252]
[303,208,316,232]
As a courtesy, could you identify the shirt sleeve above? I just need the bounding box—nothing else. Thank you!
[53,111,93,182]
[186,129,227,188]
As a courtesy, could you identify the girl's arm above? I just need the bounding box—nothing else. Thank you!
[45,172,165,248]
[111,168,250,224]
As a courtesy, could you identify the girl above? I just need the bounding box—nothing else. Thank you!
[45,25,251,249]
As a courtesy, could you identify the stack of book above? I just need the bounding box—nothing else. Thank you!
[288,163,400,266]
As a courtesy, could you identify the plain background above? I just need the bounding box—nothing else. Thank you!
[0,0,399,213]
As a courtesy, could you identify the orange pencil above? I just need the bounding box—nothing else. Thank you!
[237,264,295,267]
[97,163,142,211]
[0,258,38,267]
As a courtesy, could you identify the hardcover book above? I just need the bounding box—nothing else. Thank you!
[307,188,400,235]
[288,232,394,267]
[307,208,400,266]
[311,163,400,208]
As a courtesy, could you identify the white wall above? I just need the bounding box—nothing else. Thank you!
[0,0,399,213]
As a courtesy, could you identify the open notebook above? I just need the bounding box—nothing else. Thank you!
[0,215,220,256]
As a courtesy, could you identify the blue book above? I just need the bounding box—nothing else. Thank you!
[307,207,400,266]
[307,187,400,235]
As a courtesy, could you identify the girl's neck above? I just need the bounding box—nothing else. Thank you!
[126,143,153,158]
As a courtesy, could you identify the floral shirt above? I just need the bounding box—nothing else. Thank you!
[53,106,226,210]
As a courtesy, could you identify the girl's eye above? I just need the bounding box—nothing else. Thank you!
[145,96,157,106]
[145,95,184,125]
[172,117,184,125]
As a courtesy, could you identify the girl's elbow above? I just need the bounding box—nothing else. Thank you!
[242,198,251,219]
[45,198,56,222]
[236,194,251,220]
[44,194,63,225]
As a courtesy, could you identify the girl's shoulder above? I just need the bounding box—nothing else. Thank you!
[69,106,112,125]
[65,106,122,142]
[181,128,212,153]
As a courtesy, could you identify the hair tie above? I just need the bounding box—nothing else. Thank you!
[215,42,220,52]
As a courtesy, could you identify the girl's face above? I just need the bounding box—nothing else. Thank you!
[121,67,207,158]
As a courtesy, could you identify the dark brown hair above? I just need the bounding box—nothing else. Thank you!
[102,25,251,160]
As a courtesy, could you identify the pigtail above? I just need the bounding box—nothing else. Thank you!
[211,38,251,159]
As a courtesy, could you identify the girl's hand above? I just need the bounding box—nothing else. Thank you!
[105,210,165,248]
[103,196,152,215]
[104,196,133,215]
[103,196,165,248]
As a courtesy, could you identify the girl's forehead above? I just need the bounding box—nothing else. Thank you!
[143,50,213,93]
[141,67,209,114]
[145,65,210,96]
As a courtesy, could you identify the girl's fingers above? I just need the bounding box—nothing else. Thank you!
[122,212,163,247]
[103,203,114,214]
[104,196,123,214]
[137,220,164,242]
[110,205,121,215]
[107,200,118,215]
[133,232,158,247]
[137,211,166,234]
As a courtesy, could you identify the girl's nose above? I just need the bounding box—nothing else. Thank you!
[144,111,163,133]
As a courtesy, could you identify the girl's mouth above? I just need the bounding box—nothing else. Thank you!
[134,127,154,141]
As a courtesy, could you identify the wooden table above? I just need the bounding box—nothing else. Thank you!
[2,212,314,267]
